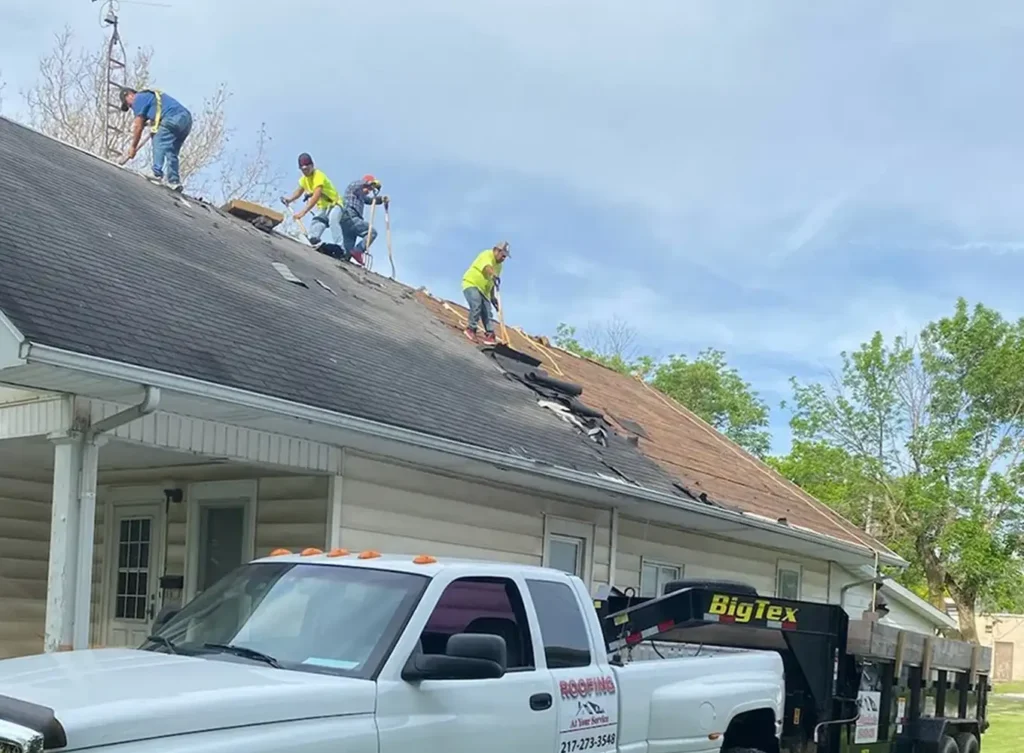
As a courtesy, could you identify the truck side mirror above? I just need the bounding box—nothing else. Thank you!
[402,633,507,681]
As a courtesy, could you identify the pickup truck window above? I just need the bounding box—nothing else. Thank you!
[144,562,427,679]
[525,579,592,668]
[419,577,535,670]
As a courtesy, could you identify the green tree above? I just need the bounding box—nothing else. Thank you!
[554,321,770,457]
[650,349,771,458]
[775,299,1024,639]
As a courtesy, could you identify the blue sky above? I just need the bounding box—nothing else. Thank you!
[4,1,1024,454]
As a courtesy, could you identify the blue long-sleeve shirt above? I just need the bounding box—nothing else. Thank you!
[342,180,385,219]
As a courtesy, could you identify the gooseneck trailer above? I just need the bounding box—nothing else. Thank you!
[596,581,991,753]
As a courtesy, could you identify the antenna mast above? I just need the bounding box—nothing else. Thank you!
[100,0,128,159]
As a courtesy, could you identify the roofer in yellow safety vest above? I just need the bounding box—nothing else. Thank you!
[280,153,346,253]
[117,87,193,192]
[461,241,510,345]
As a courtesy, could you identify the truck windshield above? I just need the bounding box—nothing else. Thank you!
[142,562,428,679]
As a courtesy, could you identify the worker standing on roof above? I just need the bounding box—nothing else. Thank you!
[461,241,510,345]
[281,153,345,251]
[340,175,389,266]
[117,87,193,192]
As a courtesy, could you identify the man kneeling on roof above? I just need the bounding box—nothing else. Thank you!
[281,153,347,254]
[461,241,509,345]
[117,87,193,192]
[340,174,389,266]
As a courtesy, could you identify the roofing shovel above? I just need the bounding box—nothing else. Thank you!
[494,290,509,344]
[384,202,395,279]
[364,201,377,272]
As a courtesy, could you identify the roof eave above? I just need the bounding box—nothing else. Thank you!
[16,340,905,568]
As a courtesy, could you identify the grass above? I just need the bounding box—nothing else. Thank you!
[984,695,1024,753]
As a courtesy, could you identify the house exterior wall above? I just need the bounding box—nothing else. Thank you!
[978,614,1024,683]
[0,464,331,658]
[0,476,51,658]
[337,456,612,583]
[879,597,940,634]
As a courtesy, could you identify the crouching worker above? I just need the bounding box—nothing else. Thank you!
[461,241,510,345]
[281,153,346,252]
[118,87,193,192]
[341,174,389,266]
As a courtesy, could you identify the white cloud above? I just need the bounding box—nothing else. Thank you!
[5,0,1024,454]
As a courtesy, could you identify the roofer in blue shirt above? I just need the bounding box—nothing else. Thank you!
[340,174,389,266]
[117,87,193,192]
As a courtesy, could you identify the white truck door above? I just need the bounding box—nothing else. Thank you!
[377,574,557,753]
[523,578,619,753]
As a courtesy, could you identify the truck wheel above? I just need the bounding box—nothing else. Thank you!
[954,731,980,753]
[938,735,958,753]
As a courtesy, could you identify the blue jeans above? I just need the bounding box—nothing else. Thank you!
[340,212,378,253]
[464,287,494,334]
[309,205,344,245]
[151,111,192,184]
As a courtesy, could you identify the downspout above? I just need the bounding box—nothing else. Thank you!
[839,549,883,613]
[72,387,161,649]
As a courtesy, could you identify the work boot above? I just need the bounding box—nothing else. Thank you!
[463,328,477,342]
[481,332,497,345]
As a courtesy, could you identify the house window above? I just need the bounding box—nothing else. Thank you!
[640,560,681,598]
[548,535,585,576]
[777,560,802,599]
[542,516,594,584]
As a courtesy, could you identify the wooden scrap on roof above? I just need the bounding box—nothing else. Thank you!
[221,199,284,231]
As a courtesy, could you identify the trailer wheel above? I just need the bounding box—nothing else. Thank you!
[937,735,958,753]
[954,731,979,753]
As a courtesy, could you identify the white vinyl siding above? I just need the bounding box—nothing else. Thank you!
[337,455,611,588]
[0,477,51,657]
[254,476,329,557]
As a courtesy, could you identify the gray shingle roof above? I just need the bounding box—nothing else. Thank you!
[0,117,688,498]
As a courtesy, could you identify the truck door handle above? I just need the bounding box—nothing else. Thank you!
[530,692,552,711]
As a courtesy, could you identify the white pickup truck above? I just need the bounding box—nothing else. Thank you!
[0,551,784,753]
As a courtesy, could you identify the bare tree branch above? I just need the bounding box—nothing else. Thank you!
[20,27,276,204]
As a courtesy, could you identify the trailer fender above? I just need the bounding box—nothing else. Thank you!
[908,718,969,753]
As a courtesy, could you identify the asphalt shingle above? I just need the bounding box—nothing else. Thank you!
[0,118,685,498]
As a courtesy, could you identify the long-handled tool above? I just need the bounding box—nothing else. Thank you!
[363,200,377,271]
[384,202,395,279]
[282,199,309,241]
[494,290,509,344]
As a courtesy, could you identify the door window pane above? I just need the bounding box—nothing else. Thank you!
[115,515,153,620]
[198,505,246,592]
[548,535,583,576]
[419,577,535,669]
[526,579,591,668]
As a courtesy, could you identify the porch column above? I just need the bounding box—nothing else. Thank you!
[72,437,104,650]
[44,434,83,652]
[326,474,344,548]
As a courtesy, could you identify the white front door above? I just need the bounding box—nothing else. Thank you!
[106,504,164,647]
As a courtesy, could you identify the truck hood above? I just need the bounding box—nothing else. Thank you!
[0,648,375,750]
